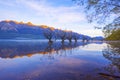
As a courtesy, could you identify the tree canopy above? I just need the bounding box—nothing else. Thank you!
[73,0,120,23]
[105,29,120,40]
[73,0,120,40]
[103,16,120,37]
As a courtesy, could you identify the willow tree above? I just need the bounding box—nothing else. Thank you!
[57,30,66,43]
[43,28,54,43]
[73,0,120,23]
[72,32,80,42]
[103,17,120,38]
[73,0,120,39]
[66,31,73,43]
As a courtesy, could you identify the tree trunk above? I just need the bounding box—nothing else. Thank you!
[69,39,72,43]
[61,39,64,43]
[49,39,53,43]
[75,39,77,42]
[83,39,85,42]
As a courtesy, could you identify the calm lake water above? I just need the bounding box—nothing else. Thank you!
[0,40,120,80]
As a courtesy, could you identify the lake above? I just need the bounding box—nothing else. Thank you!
[0,40,120,80]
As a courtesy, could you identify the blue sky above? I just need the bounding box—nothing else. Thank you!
[0,0,103,37]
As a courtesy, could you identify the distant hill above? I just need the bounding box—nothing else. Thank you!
[106,29,120,41]
[92,36,104,41]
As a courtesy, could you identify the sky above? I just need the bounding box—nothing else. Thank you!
[0,0,103,37]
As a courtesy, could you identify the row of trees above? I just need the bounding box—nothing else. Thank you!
[43,27,88,43]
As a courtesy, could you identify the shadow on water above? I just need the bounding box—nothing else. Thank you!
[0,40,89,59]
[100,42,120,80]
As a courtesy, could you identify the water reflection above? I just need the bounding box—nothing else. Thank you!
[0,41,89,59]
[101,42,120,80]
[1,41,120,80]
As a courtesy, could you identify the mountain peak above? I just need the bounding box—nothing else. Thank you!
[0,22,17,31]
[3,20,20,24]
[1,20,35,26]
[26,22,34,26]
[40,25,55,30]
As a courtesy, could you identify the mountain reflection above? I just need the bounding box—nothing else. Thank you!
[0,41,89,59]
[101,42,120,79]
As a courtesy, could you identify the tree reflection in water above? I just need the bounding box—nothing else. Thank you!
[0,41,89,59]
[101,42,120,80]
[0,41,113,80]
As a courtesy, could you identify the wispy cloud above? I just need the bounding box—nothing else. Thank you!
[17,0,86,24]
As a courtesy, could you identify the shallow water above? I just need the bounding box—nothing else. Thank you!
[0,40,120,80]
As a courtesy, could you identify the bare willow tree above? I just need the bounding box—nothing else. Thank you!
[57,30,66,43]
[72,32,80,42]
[54,29,60,41]
[43,28,54,43]
[66,31,73,43]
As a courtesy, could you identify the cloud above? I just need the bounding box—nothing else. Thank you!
[17,0,86,24]
[0,0,86,24]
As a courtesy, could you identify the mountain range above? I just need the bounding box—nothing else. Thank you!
[0,20,51,39]
[0,20,104,40]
